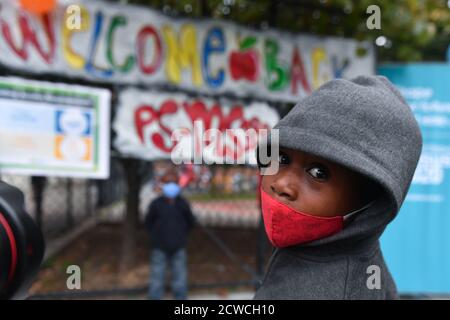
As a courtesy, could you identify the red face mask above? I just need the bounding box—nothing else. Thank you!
[260,187,371,248]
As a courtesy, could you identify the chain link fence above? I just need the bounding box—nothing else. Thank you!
[1,174,97,239]
[1,157,261,240]
[94,158,261,228]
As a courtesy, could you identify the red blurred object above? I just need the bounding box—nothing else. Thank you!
[178,164,196,188]
[19,0,56,15]
[229,50,259,82]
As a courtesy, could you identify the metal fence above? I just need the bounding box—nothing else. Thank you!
[0,174,97,239]
[1,158,260,237]
[92,158,261,228]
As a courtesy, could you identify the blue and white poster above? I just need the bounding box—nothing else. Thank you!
[379,64,450,294]
[0,77,111,179]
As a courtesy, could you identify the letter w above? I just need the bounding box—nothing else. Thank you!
[1,12,55,63]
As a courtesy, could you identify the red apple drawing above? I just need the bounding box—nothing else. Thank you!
[229,50,259,82]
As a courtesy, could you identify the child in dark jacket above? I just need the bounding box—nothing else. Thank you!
[255,76,422,299]
[145,169,195,300]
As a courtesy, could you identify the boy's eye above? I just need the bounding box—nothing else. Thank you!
[278,152,290,165]
[257,150,290,168]
[307,164,330,181]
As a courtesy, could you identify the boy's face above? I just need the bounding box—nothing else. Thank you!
[261,147,373,217]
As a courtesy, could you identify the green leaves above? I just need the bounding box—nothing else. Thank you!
[120,0,450,62]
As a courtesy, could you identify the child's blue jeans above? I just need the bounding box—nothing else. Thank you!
[148,248,187,300]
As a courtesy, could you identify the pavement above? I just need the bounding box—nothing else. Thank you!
[188,291,254,300]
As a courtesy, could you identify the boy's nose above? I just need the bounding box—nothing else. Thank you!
[270,181,298,203]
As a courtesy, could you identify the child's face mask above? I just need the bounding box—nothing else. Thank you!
[162,182,181,199]
[260,187,372,248]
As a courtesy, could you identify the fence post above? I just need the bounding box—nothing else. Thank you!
[85,179,92,217]
[66,178,74,228]
[120,157,141,270]
[255,175,268,290]
[31,176,47,230]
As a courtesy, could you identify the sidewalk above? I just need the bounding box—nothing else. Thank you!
[189,291,254,300]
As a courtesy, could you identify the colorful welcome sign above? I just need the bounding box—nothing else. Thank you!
[0,0,374,102]
[114,89,279,163]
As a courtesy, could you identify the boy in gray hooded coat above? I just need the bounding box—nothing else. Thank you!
[255,75,422,300]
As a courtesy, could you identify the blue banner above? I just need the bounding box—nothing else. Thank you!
[378,64,450,294]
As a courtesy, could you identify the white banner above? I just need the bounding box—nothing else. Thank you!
[0,77,110,178]
[114,89,279,163]
[0,0,374,102]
